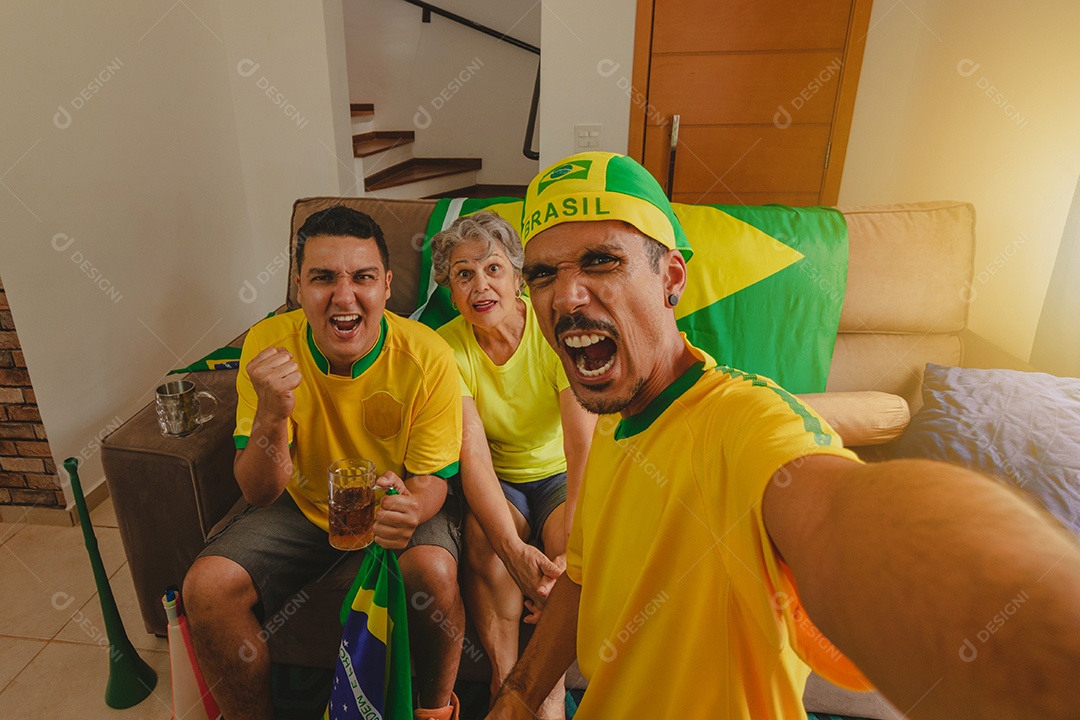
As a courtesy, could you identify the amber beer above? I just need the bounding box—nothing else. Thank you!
[328,459,378,550]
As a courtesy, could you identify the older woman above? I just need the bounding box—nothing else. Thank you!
[432,211,595,715]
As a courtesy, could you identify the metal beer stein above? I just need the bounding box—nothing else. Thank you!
[154,380,218,437]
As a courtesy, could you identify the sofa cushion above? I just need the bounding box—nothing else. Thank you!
[837,202,975,334]
[826,332,962,412]
[798,391,910,446]
[895,363,1080,536]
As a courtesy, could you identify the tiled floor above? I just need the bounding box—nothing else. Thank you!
[0,499,174,719]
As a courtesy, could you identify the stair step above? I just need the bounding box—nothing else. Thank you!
[353,131,415,158]
[350,102,375,117]
[366,170,479,201]
[365,158,482,192]
[426,184,528,199]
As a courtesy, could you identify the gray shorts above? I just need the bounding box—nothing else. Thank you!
[199,484,462,620]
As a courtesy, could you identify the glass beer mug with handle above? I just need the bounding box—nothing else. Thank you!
[328,458,383,550]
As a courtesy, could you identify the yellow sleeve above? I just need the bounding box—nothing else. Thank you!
[437,321,474,399]
[233,325,294,449]
[705,376,871,690]
[233,331,260,449]
[404,345,463,479]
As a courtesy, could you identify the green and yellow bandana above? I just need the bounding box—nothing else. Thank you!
[521,152,693,261]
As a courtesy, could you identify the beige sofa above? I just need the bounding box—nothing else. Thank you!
[101,198,978,718]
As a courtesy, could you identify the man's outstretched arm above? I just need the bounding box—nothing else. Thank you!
[764,455,1080,720]
[487,573,581,719]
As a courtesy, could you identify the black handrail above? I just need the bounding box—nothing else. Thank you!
[523,65,540,161]
[399,0,540,160]
[402,0,539,55]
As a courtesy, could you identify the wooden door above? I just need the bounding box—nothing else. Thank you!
[628,0,873,205]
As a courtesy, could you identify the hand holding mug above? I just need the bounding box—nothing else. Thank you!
[372,472,419,550]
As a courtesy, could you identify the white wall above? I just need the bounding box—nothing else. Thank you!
[344,0,540,185]
[839,0,1080,362]
[0,0,351,507]
[538,0,638,168]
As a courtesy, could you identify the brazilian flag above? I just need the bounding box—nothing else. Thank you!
[325,546,412,720]
[414,198,847,394]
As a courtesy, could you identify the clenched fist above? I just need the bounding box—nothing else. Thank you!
[247,346,302,421]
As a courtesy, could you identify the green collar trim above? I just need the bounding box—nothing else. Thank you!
[305,315,388,379]
[614,361,707,441]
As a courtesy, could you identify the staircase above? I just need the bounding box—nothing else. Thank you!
[350,103,487,199]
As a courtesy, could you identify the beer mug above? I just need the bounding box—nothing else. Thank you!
[155,380,218,438]
[328,458,380,550]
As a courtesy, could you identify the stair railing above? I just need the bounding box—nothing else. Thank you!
[397,0,541,160]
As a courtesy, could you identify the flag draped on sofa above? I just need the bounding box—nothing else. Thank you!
[415,198,848,394]
[325,546,412,720]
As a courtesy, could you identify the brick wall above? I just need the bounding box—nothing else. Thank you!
[0,276,63,508]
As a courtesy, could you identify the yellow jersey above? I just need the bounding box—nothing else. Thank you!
[234,309,461,531]
[567,338,870,719]
[437,296,570,483]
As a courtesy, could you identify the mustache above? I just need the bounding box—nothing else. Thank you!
[554,314,619,340]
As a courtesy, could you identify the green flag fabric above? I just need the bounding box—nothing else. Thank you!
[167,346,242,375]
[413,198,847,393]
[325,545,412,720]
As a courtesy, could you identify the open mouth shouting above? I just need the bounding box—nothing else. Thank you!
[557,316,620,382]
[564,333,618,378]
[329,313,362,337]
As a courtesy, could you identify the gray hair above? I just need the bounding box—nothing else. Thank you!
[431,211,525,288]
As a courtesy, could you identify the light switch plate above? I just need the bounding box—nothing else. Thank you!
[573,124,602,153]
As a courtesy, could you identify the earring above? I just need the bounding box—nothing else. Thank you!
[451,300,457,310]
[667,293,679,307]
[515,288,523,298]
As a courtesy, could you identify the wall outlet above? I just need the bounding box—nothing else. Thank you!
[573,124,602,153]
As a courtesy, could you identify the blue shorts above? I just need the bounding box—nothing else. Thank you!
[499,471,567,546]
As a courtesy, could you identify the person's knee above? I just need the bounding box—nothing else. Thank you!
[400,546,459,608]
[184,555,259,619]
